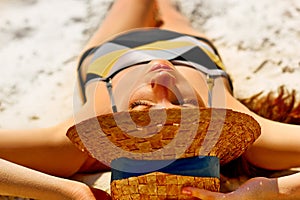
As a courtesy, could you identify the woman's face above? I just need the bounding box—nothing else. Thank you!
[110,59,207,112]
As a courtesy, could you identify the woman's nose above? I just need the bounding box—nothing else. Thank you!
[148,59,176,89]
[150,71,183,108]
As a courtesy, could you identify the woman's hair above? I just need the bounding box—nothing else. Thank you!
[239,85,300,125]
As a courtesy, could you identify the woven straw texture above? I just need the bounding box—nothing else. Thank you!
[111,172,220,200]
[67,108,261,165]
[67,107,260,199]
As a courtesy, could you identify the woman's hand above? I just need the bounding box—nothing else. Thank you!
[181,177,279,200]
[68,183,111,200]
[89,187,112,200]
[0,158,111,200]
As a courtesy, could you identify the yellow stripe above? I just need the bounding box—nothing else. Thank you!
[200,47,226,70]
[137,40,226,70]
[87,41,195,77]
[87,49,128,77]
[136,40,194,50]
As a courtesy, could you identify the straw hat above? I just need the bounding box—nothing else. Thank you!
[67,107,261,199]
[111,172,220,200]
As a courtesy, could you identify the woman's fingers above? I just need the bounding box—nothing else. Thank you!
[182,187,227,200]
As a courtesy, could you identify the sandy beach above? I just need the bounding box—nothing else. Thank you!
[1,0,299,129]
[0,0,300,128]
[0,0,300,198]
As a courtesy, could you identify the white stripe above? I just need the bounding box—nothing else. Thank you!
[168,36,216,55]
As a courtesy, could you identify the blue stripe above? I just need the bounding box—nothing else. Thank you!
[111,156,220,181]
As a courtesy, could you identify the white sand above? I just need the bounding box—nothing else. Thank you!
[1,0,300,129]
[0,0,111,128]
[0,0,300,197]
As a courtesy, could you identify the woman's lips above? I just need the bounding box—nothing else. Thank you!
[149,63,175,72]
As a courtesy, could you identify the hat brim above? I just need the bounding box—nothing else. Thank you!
[67,107,260,165]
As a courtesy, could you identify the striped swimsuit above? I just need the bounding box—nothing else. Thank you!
[78,29,232,102]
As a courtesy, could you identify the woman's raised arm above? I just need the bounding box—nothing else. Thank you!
[0,158,111,199]
[0,118,88,177]
[225,93,300,170]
